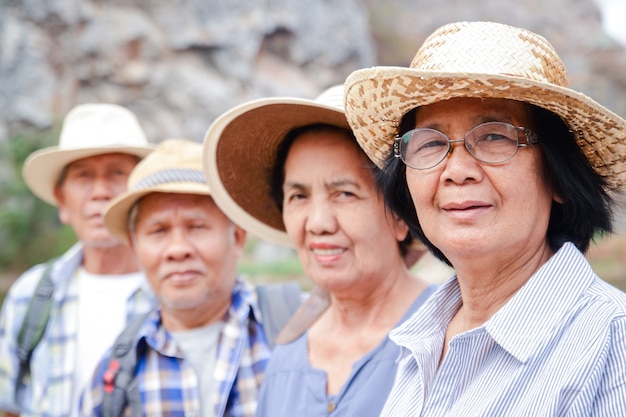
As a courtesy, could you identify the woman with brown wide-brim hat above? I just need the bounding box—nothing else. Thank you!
[203,85,438,416]
[344,21,626,416]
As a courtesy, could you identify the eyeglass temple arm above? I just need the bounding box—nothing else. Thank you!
[519,128,539,146]
[393,138,402,158]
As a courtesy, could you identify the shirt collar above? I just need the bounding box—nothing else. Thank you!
[391,275,462,354]
[228,279,259,323]
[485,242,595,362]
[391,243,595,363]
[139,278,257,356]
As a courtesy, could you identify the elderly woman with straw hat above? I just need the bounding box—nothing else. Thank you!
[203,85,438,416]
[343,21,626,416]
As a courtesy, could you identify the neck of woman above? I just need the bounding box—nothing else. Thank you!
[450,242,554,331]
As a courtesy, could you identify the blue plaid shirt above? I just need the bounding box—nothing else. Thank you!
[81,279,272,417]
[0,243,155,417]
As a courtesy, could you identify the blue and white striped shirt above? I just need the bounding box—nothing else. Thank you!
[382,242,626,416]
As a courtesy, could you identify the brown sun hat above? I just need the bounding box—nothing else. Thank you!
[202,85,348,247]
[344,21,626,189]
[22,103,153,206]
[103,138,209,243]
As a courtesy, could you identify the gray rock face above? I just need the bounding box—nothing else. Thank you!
[0,0,375,142]
[1,0,624,144]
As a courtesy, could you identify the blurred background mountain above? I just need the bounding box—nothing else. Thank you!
[1,0,625,294]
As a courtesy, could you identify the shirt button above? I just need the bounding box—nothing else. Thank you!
[327,400,336,413]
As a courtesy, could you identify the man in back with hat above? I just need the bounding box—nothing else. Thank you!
[0,103,156,417]
[80,139,282,417]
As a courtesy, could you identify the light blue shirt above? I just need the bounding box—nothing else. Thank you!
[255,284,438,417]
[382,242,626,416]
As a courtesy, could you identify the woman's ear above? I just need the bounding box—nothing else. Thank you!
[390,211,410,242]
[232,224,247,249]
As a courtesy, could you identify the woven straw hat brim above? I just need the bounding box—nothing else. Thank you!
[22,145,154,206]
[203,97,349,247]
[345,67,626,190]
[104,182,210,243]
[103,138,209,243]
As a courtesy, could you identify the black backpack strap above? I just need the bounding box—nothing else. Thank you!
[255,282,302,349]
[15,259,56,402]
[102,310,152,417]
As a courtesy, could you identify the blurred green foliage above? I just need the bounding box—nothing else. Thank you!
[238,249,312,290]
[0,130,76,275]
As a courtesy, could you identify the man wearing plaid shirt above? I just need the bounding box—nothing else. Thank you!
[0,104,155,417]
[80,139,272,417]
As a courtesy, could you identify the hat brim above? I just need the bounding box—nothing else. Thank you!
[23,145,154,205]
[345,67,626,189]
[103,183,211,244]
[203,97,349,247]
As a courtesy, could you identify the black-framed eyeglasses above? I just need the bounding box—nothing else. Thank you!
[394,121,540,170]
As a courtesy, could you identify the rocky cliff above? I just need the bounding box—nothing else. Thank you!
[1,0,624,144]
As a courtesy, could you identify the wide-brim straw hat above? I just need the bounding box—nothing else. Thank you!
[23,103,153,205]
[104,138,209,243]
[203,85,348,247]
[344,21,626,190]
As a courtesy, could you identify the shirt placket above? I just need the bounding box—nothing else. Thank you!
[421,332,492,416]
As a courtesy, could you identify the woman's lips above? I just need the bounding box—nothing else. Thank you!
[441,201,493,219]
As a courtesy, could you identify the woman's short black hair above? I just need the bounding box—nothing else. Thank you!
[269,123,415,259]
[377,104,614,266]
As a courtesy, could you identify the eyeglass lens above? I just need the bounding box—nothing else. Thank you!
[399,122,522,169]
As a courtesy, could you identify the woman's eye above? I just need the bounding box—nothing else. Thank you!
[286,192,305,202]
[474,129,518,144]
[417,139,447,153]
[479,133,508,142]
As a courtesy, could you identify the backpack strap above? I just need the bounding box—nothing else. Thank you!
[102,310,152,417]
[255,282,302,349]
[15,259,56,402]
[99,282,301,415]
[274,285,330,345]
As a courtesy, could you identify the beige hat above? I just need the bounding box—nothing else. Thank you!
[22,103,153,205]
[203,85,348,247]
[103,139,208,242]
[344,21,626,189]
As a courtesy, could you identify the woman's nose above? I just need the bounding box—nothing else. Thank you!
[305,199,338,235]
[441,140,483,184]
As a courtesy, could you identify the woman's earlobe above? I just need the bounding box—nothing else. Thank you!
[553,193,564,204]
[393,214,410,241]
